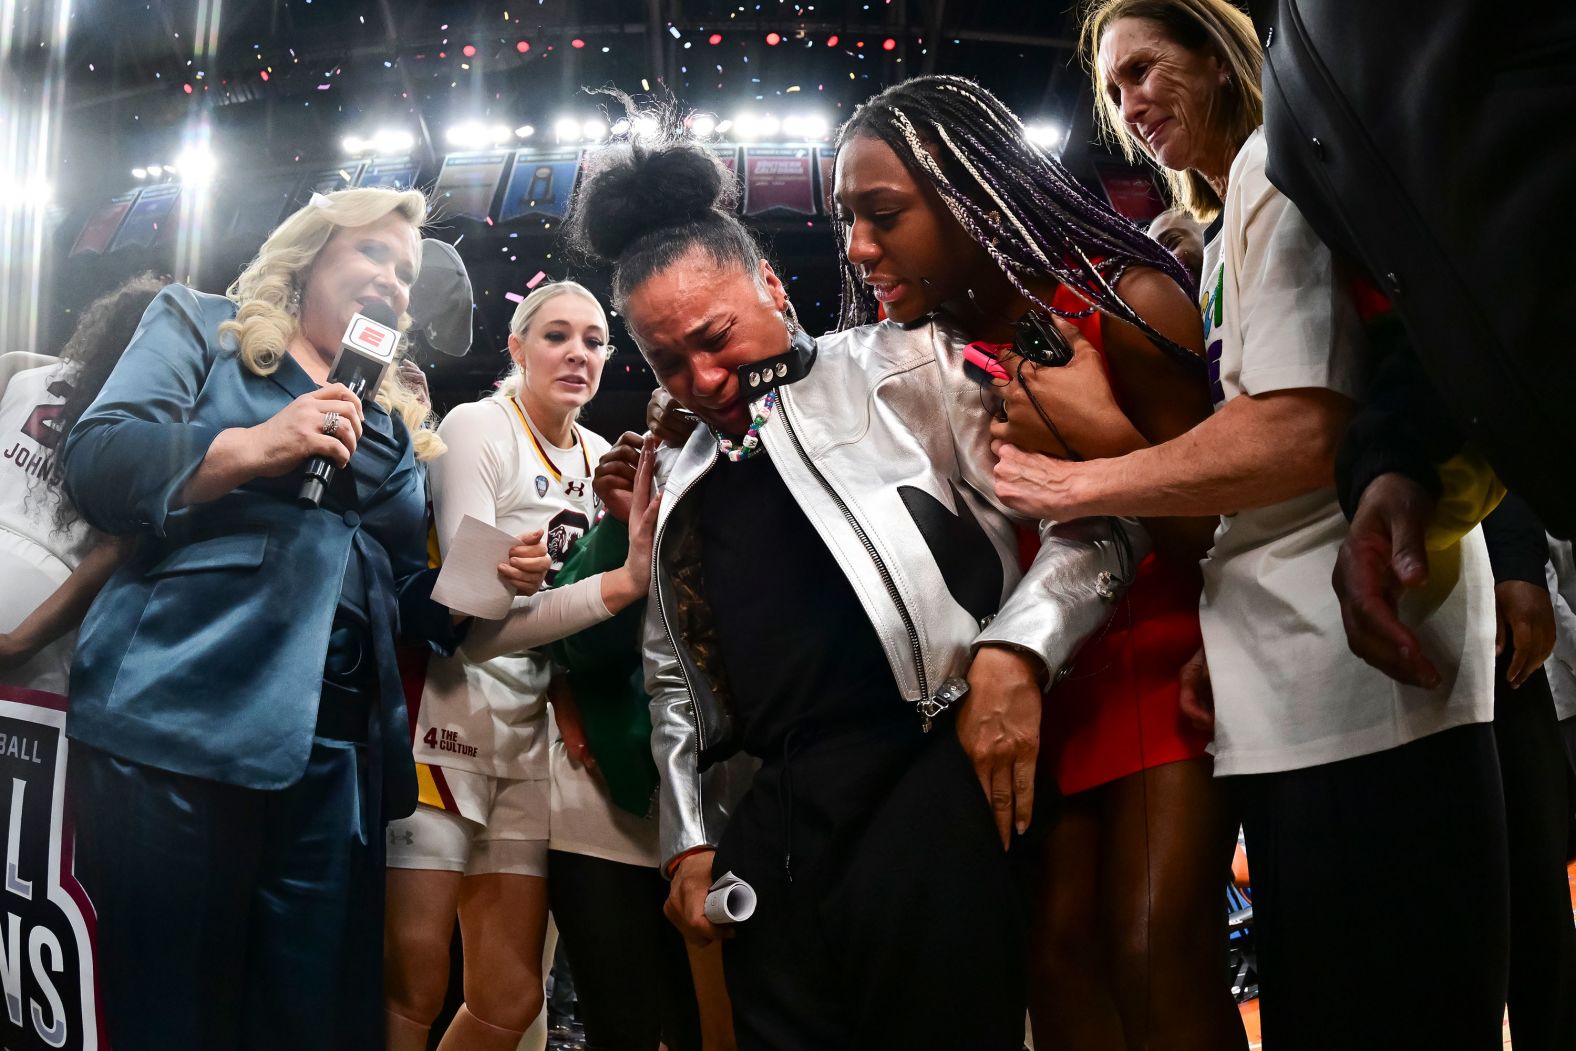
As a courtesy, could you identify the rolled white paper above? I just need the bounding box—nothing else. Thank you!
[703,870,757,925]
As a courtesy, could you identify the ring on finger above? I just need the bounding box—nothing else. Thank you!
[322,410,342,437]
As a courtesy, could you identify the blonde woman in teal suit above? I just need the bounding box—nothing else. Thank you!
[60,188,462,1050]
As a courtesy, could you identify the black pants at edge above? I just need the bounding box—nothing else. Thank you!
[1230,722,1510,1051]
[548,849,702,1051]
[1493,655,1576,1051]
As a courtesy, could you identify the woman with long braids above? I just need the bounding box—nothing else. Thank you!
[566,115,1139,1050]
[833,75,1242,1050]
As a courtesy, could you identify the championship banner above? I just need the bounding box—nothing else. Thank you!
[815,145,837,215]
[0,686,100,1050]
[708,144,740,175]
[498,147,581,222]
[296,161,366,206]
[1093,162,1166,224]
[432,151,511,222]
[108,183,180,252]
[741,146,816,217]
[68,192,137,258]
[708,145,742,212]
[358,156,419,192]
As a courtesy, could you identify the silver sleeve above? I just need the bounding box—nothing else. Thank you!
[974,514,1146,677]
[932,322,1148,677]
[642,594,755,873]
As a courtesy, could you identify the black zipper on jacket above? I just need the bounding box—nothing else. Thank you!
[775,387,932,720]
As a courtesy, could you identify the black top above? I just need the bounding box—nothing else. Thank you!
[696,450,921,882]
[698,451,902,755]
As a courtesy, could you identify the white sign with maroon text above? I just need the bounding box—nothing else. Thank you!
[0,687,100,1049]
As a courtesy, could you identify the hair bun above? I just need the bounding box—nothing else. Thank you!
[570,138,734,263]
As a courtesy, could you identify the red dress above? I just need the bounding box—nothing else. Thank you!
[1025,287,1212,795]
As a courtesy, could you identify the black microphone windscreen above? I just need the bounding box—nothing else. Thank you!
[363,300,399,329]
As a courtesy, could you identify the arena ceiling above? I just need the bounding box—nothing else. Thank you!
[29,0,1099,193]
[9,0,1128,424]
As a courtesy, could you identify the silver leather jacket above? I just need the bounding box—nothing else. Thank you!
[642,317,1145,868]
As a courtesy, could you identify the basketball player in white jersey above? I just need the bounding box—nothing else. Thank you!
[383,281,658,1051]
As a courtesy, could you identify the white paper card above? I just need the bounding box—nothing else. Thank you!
[430,515,520,620]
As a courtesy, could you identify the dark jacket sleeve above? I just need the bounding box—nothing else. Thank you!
[398,566,469,656]
[1334,326,1463,519]
[61,285,226,537]
[1481,491,1549,587]
[391,460,468,657]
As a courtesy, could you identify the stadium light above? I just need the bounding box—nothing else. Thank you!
[555,118,583,143]
[783,114,830,139]
[445,122,487,148]
[446,122,512,149]
[5,179,55,204]
[370,128,416,154]
[1025,122,1065,149]
[175,144,218,185]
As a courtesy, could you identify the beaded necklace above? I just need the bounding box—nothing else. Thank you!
[713,389,778,462]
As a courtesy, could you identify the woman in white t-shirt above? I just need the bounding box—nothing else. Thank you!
[383,281,661,1051]
[985,2,1506,1047]
[0,275,167,695]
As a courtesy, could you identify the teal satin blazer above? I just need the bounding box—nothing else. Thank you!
[63,284,447,809]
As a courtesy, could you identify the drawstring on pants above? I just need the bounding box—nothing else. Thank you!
[779,724,806,884]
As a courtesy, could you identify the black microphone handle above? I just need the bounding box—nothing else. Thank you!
[296,371,380,507]
[299,303,400,508]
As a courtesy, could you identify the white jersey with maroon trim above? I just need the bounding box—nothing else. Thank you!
[411,394,610,781]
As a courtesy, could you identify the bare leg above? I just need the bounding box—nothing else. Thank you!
[1028,790,1126,1050]
[1102,759,1246,1051]
[436,872,551,1051]
[384,867,465,1051]
[517,919,557,1051]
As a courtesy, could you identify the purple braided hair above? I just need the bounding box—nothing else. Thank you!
[833,74,1201,372]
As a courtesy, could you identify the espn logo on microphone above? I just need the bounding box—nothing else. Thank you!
[346,313,400,362]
